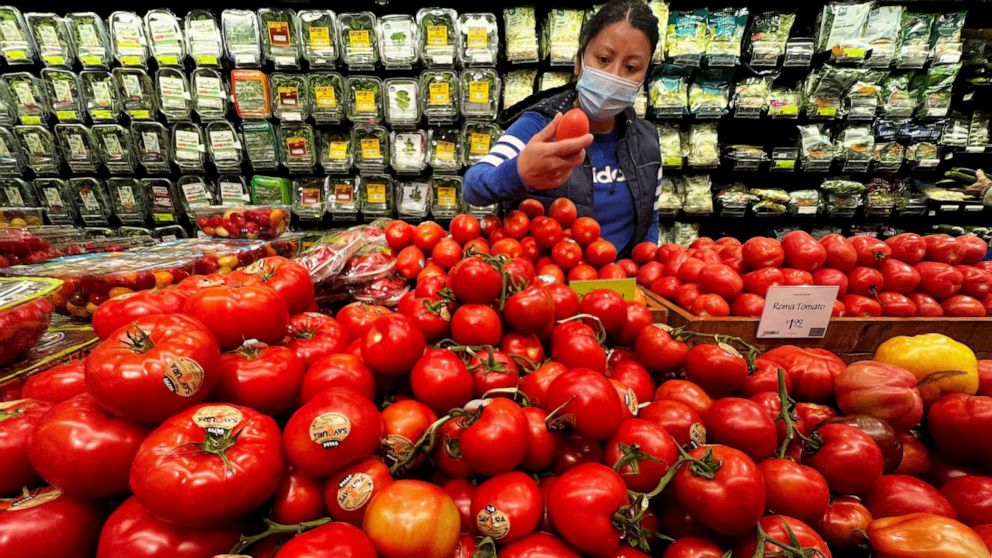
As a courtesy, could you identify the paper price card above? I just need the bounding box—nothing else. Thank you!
[757,286,839,339]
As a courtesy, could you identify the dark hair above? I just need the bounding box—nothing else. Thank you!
[577,0,660,60]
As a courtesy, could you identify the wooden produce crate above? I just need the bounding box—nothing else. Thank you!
[640,289,992,358]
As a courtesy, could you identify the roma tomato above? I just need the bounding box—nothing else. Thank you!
[886,233,928,264]
[732,293,765,317]
[363,480,460,558]
[848,266,885,296]
[943,294,987,317]
[275,522,378,558]
[673,445,766,536]
[283,388,383,477]
[851,236,892,267]
[958,235,989,265]
[470,472,542,543]
[684,343,748,396]
[284,313,351,369]
[605,418,678,492]
[744,267,785,297]
[741,237,785,270]
[697,264,743,300]
[228,256,314,314]
[272,469,325,524]
[545,368,624,441]
[879,292,918,317]
[639,399,702,447]
[92,288,189,339]
[395,246,426,280]
[650,276,682,299]
[782,231,826,271]
[361,314,426,376]
[867,513,990,558]
[910,292,944,317]
[916,262,964,300]
[759,459,830,525]
[959,266,992,299]
[215,344,304,416]
[0,486,103,558]
[0,398,51,495]
[182,284,288,350]
[926,235,965,265]
[804,423,884,495]
[548,463,630,556]
[941,476,992,526]
[95,496,241,558]
[820,233,858,272]
[812,268,849,297]
[85,314,221,424]
[21,361,86,404]
[704,398,778,461]
[459,398,529,475]
[881,258,922,294]
[557,108,591,141]
[864,474,956,519]
[818,496,873,550]
[325,456,394,526]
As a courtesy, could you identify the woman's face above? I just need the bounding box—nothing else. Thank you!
[575,20,652,84]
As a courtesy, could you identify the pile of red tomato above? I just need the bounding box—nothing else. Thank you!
[632,231,992,318]
[3,198,992,558]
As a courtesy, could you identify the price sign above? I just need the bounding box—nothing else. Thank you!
[757,286,838,339]
[568,278,637,301]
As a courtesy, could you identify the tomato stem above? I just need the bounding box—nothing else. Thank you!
[543,395,577,432]
[471,537,498,558]
[772,367,816,459]
[122,325,156,354]
[556,313,608,345]
[751,522,828,558]
[388,412,459,475]
[229,517,332,554]
[481,387,532,407]
[613,442,663,476]
[670,329,762,372]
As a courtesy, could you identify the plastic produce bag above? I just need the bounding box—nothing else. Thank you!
[340,243,395,285]
[502,70,536,111]
[686,123,719,167]
[667,9,708,59]
[503,7,539,63]
[545,9,583,65]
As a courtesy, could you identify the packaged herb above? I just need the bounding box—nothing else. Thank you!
[221,9,261,67]
[431,174,462,219]
[0,178,36,206]
[55,124,97,173]
[250,175,292,205]
[0,7,33,64]
[41,68,83,123]
[68,177,110,225]
[142,178,181,224]
[326,176,359,220]
[35,178,75,224]
[4,73,48,125]
[667,9,709,59]
[503,70,536,111]
[68,12,111,68]
[217,175,249,204]
[815,2,871,56]
[185,10,223,67]
[391,130,428,174]
[337,12,378,69]
[864,6,901,67]
[463,121,501,165]
[81,71,120,122]
[108,177,149,225]
[177,175,216,212]
[109,11,149,67]
[346,75,384,123]
[881,74,915,117]
[241,120,279,171]
[258,8,301,68]
[378,14,418,68]
[298,10,336,67]
[0,78,14,128]
[231,69,271,119]
[768,84,800,118]
[156,68,193,122]
[749,11,795,65]
[279,123,316,172]
[271,73,308,122]
[732,77,770,115]
[172,122,205,172]
[391,181,428,220]
[26,12,73,67]
[132,122,171,173]
[686,123,719,167]
[306,73,344,125]
[706,7,748,62]
[145,9,185,66]
[896,12,933,68]
[92,124,136,174]
[689,68,731,116]
[320,131,352,174]
[931,12,966,65]
[461,68,500,120]
[838,125,874,162]
[503,7,539,63]
[359,174,394,218]
[912,64,960,118]
[646,2,670,63]
[429,128,462,172]
[0,128,24,175]
[384,77,420,127]
[421,70,459,121]
[191,68,228,120]
[545,9,584,65]
[648,64,690,116]
[113,67,157,121]
[293,177,325,221]
[353,125,389,171]
[539,71,572,92]
[206,120,243,171]
[15,125,59,175]
[459,13,498,66]
[417,7,457,66]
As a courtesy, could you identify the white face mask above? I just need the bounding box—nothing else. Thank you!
[575,64,642,121]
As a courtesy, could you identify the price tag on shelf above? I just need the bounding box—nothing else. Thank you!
[569,278,637,302]
[757,286,838,339]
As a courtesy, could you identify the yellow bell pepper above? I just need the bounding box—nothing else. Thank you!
[874,334,978,403]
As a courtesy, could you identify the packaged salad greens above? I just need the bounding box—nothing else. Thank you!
[92,124,136,174]
[461,68,500,120]
[676,174,713,214]
[16,125,59,175]
[360,174,394,218]
[241,120,279,171]
[847,76,883,120]
[872,141,904,170]
[337,12,377,69]
[4,73,47,125]
[378,14,418,68]
[113,67,157,121]
[912,64,960,118]
[503,70,536,111]
[838,125,874,167]
[539,72,572,92]
[384,77,420,127]
[298,10,336,67]
[421,70,459,122]
[431,174,463,218]
[142,178,180,224]
[686,123,719,167]
[185,10,223,67]
[463,122,501,166]
[896,12,933,68]
[429,128,462,172]
[0,128,24,175]
[815,2,871,57]
[353,125,389,171]
[309,72,345,124]
[55,124,97,173]
[906,142,939,167]
[0,7,33,64]
[131,122,171,174]
[327,177,359,220]
[26,12,73,67]
[80,71,119,122]
[222,9,261,67]
[172,122,205,172]
[68,12,110,68]
[271,73,308,122]
[931,12,966,53]
[391,130,428,174]
[648,64,690,117]
[217,175,249,204]
[156,68,193,122]
[545,9,584,66]
[503,7,539,63]
[398,180,431,219]
[647,1,670,63]
[864,5,901,67]
[347,75,384,123]
[250,175,292,205]
[68,177,110,226]
[706,8,748,64]
[320,130,352,173]
[231,69,271,119]
[768,84,800,118]
[417,7,457,66]
[109,11,149,67]
[689,69,732,117]
[34,178,74,224]
[749,11,795,66]
[258,8,301,68]
[459,13,498,66]
[145,9,185,66]
[805,66,862,119]
[0,80,14,127]
[176,175,215,212]
[0,177,36,206]
[733,77,770,117]
[656,123,683,167]
[667,9,708,60]
[191,68,228,121]
[293,177,325,221]
[206,120,242,171]
[279,123,316,172]
[41,68,83,123]
[108,177,148,225]
[881,74,915,117]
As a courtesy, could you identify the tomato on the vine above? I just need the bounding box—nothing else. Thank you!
[470,471,542,543]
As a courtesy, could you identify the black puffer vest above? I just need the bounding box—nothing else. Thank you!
[497,85,660,252]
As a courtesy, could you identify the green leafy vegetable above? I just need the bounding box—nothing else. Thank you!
[299,10,336,66]
[308,72,344,123]
[68,12,110,68]
[337,12,378,67]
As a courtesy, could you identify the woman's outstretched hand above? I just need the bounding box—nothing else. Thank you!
[516,113,595,190]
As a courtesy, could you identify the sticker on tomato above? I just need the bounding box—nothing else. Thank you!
[689,422,707,445]
[476,504,511,539]
[267,21,290,46]
[381,434,414,464]
[622,388,638,416]
[163,357,205,397]
[337,473,375,511]
[310,412,351,448]
[192,405,244,435]
[1,486,63,512]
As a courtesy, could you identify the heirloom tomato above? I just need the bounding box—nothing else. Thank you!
[363,480,460,558]
[868,513,991,558]
[284,313,351,368]
[818,496,873,549]
[835,361,924,431]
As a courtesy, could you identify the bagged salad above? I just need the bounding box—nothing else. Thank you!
[657,123,683,167]
[798,124,836,166]
[749,11,795,66]
[185,10,224,67]
[648,64,690,116]
[545,9,583,65]
[896,12,933,68]
[298,10,336,67]
[68,12,111,68]
[686,123,719,167]
[912,64,960,118]
[689,68,732,116]
[108,177,149,225]
[337,12,377,69]
[241,120,279,171]
[648,1,670,63]
[815,2,871,57]
[667,9,708,59]
[206,120,243,171]
[378,14,417,68]
[706,7,748,63]
[864,5,901,67]
[503,70,536,111]
[503,7,539,63]
[221,9,261,67]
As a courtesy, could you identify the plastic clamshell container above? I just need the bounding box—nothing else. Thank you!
[0,207,44,228]
[191,204,291,240]
[0,277,61,366]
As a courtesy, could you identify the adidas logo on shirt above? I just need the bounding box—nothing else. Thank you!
[593,165,626,184]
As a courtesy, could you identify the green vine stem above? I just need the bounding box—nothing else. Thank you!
[230,517,332,554]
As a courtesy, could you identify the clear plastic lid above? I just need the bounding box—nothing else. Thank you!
[54,123,98,173]
[113,67,157,120]
[428,127,462,172]
[16,125,60,176]
[241,120,279,171]
[0,178,36,207]
[421,69,459,121]
[67,177,111,226]
[293,176,326,221]
[279,123,317,172]
[217,175,250,205]
[108,177,150,225]
[0,7,34,64]
[41,68,83,123]
[320,130,352,174]
[145,9,186,66]
[221,9,261,67]
[109,11,149,67]
[353,125,389,171]
[26,12,74,67]
[325,176,359,218]
[206,120,243,170]
[156,67,193,122]
[258,8,301,69]
[68,12,111,68]
[271,73,309,122]
[337,12,378,68]
[431,174,463,218]
[81,70,119,122]
[185,10,224,67]
[34,178,75,224]
[309,72,345,124]
[346,75,383,123]
[391,130,428,174]
[460,68,500,119]
[458,13,498,66]
[177,175,216,212]
[4,73,49,124]
[359,173,394,217]
[378,14,418,67]
[131,121,172,173]
[384,77,420,127]
[397,180,431,219]
[299,10,337,67]
[231,69,271,119]
[0,129,26,176]
[191,68,228,121]
[416,7,457,67]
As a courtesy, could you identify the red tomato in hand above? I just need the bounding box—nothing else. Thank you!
[183,284,289,350]
[470,471,542,543]
[284,388,383,477]
[0,398,51,495]
[673,445,766,536]
[96,496,241,558]
[556,108,590,141]
[0,486,103,558]
[364,480,461,558]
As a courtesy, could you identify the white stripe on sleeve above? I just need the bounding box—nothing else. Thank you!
[490,144,518,160]
[479,154,506,166]
[497,134,526,151]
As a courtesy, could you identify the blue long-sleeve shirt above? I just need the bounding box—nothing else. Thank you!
[464,111,660,252]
